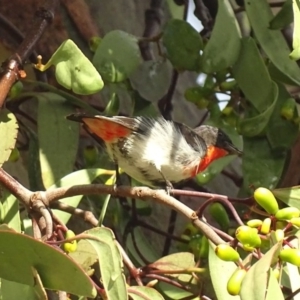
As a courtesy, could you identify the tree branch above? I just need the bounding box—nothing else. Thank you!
[0,0,59,108]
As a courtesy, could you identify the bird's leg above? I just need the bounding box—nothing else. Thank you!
[158,169,173,194]
[114,161,122,190]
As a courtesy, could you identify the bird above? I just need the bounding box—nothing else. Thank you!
[67,114,242,188]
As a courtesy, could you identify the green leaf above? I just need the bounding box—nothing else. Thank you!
[242,137,286,193]
[201,0,241,73]
[285,257,300,299]
[117,204,160,265]
[27,131,44,191]
[233,37,274,112]
[129,286,164,300]
[162,19,203,71]
[93,30,142,82]
[290,0,300,60]
[50,168,115,224]
[269,0,293,30]
[266,83,299,150]
[245,0,300,85]
[37,93,79,188]
[130,59,172,102]
[84,227,127,300]
[0,189,21,232]
[0,109,18,167]
[265,269,285,300]
[158,282,196,300]
[208,242,240,300]
[152,252,195,282]
[69,238,98,274]
[272,186,300,208]
[268,62,300,86]
[0,279,43,300]
[240,243,282,300]
[132,91,159,117]
[0,230,96,297]
[125,226,160,265]
[104,91,120,116]
[39,39,103,95]
[238,82,278,137]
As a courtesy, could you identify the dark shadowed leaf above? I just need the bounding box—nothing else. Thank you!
[245,0,300,85]
[130,59,172,102]
[233,37,274,112]
[266,83,299,150]
[162,19,202,71]
[93,30,142,82]
[201,0,241,73]
[268,62,300,86]
[269,0,293,30]
[238,82,278,137]
[242,137,286,194]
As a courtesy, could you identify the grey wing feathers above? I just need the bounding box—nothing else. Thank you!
[175,122,207,153]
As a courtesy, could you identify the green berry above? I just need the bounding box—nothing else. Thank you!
[260,218,271,235]
[275,207,300,220]
[290,217,300,227]
[184,86,210,109]
[247,219,263,228]
[253,187,279,215]
[235,225,261,251]
[209,202,230,231]
[279,248,300,266]
[215,244,240,262]
[227,268,247,296]
[280,98,296,121]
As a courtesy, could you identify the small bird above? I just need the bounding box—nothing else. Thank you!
[67,114,242,188]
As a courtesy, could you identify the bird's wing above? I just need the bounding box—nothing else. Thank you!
[174,122,207,154]
[67,114,139,142]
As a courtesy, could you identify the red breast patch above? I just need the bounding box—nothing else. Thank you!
[82,118,132,142]
[189,146,228,177]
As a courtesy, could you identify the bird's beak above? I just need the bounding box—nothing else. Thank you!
[225,143,243,157]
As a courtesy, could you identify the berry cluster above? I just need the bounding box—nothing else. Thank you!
[215,187,300,296]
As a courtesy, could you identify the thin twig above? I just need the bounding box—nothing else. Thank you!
[139,0,164,61]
